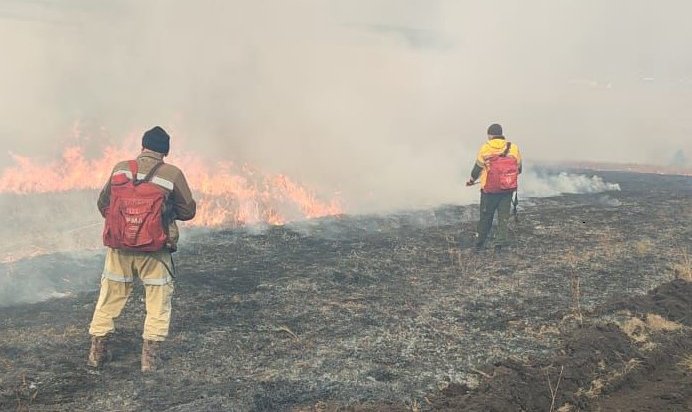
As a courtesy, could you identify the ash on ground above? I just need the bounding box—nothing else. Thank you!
[0,171,690,411]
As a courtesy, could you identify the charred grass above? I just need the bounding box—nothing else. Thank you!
[0,171,690,411]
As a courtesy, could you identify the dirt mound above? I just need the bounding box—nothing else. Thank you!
[425,279,692,412]
[598,279,692,325]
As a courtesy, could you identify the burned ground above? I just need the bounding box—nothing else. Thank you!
[0,171,690,411]
[425,280,691,412]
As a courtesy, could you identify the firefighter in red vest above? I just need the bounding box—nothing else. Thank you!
[466,123,522,252]
[87,126,196,372]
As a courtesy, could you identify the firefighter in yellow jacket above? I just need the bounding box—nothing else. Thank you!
[87,126,196,372]
[466,123,522,252]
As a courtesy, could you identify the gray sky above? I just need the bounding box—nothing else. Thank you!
[0,0,690,210]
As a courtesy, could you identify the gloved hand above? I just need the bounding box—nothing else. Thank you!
[465,178,476,186]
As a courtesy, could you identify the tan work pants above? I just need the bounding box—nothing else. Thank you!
[89,248,175,341]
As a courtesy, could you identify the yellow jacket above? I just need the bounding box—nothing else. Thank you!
[472,138,522,190]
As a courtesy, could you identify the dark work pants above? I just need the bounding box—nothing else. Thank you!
[476,191,513,247]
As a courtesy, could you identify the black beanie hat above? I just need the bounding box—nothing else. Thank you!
[142,126,170,155]
[487,123,503,136]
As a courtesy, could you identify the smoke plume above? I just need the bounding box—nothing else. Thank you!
[0,0,690,213]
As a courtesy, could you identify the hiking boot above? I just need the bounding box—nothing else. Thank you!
[87,336,108,368]
[141,340,160,373]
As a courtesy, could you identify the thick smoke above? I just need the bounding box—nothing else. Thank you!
[0,0,690,213]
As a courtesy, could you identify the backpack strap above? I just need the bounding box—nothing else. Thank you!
[127,160,138,178]
[500,142,512,157]
[133,161,165,186]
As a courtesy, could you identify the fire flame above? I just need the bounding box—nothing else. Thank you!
[0,143,342,227]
